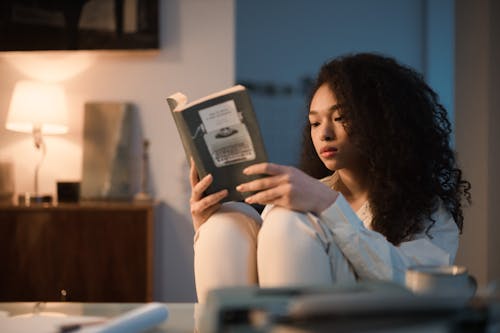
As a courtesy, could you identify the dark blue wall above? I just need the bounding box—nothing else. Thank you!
[236,0,454,165]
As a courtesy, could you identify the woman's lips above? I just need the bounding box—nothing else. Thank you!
[320,147,338,158]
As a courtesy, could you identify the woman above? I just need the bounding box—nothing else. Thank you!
[190,53,471,303]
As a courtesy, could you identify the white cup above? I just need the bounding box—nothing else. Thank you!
[405,265,477,298]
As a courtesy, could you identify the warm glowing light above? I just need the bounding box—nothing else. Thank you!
[0,51,96,82]
[6,80,68,134]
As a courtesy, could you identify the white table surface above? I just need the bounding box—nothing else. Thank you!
[0,302,195,333]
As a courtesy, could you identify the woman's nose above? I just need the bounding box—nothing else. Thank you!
[321,125,335,141]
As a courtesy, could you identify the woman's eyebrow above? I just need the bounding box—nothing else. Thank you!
[309,104,342,115]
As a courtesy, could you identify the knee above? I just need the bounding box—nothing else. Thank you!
[194,203,261,302]
[258,206,331,259]
[258,206,313,245]
[195,202,261,247]
[257,207,335,286]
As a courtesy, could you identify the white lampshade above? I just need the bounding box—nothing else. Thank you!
[6,80,68,134]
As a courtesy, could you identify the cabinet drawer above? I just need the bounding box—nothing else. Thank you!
[0,203,153,302]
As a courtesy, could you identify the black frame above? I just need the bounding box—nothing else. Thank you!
[0,0,159,51]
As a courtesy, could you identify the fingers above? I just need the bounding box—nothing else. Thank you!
[192,203,221,231]
[236,174,286,193]
[244,183,287,205]
[191,173,214,201]
[190,189,228,216]
[237,165,323,210]
[189,157,199,188]
[188,159,231,231]
[243,162,287,176]
[237,162,291,193]
[237,171,292,206]
[190,189,227,231]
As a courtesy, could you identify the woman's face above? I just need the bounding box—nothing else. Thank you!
[309,84,360,171]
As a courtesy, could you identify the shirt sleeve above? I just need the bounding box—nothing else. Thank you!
[319,194,459,284]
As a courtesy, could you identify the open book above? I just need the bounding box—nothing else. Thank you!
[167,85,268,202]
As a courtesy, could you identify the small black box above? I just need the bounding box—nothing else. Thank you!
[57,181,80,203]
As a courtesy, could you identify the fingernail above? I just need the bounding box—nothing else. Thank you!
[236,185,243,191]
[245,197,253,204]
[242,168,249,175]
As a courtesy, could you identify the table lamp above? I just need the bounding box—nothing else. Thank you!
[5,80,68,205]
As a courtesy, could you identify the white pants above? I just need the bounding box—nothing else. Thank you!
[194,202,357,303]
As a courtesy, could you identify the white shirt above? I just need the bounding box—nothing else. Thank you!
[320,193,459,284]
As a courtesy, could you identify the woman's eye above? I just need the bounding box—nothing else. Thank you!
[334,116,344,122]
[310,121,320,128]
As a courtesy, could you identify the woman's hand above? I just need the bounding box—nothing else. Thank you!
[190,159,228,231]
[236,162,338,214]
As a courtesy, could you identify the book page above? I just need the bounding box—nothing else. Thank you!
[180,85,245,111]
[198,100,256,167]
[198,100,240,132]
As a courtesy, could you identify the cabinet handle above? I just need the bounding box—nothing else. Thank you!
[60,289,68,301]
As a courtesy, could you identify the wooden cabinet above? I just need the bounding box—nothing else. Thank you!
[0,203,154,302]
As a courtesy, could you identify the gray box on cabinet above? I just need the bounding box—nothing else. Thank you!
[81,102,140,200]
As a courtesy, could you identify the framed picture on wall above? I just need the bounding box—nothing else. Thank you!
[0,0,158,51]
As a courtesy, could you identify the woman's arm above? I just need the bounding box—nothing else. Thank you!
[238,162,459,284]
[320,194,459,284]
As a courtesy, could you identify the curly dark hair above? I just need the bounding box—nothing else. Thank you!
[299,53,471,245]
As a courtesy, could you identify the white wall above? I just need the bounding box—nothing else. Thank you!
[0,0,235,301]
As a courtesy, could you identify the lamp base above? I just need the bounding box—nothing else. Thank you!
[18,193,53,206]
[133,191,153,202]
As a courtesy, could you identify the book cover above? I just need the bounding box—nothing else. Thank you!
[167,85,268,202]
